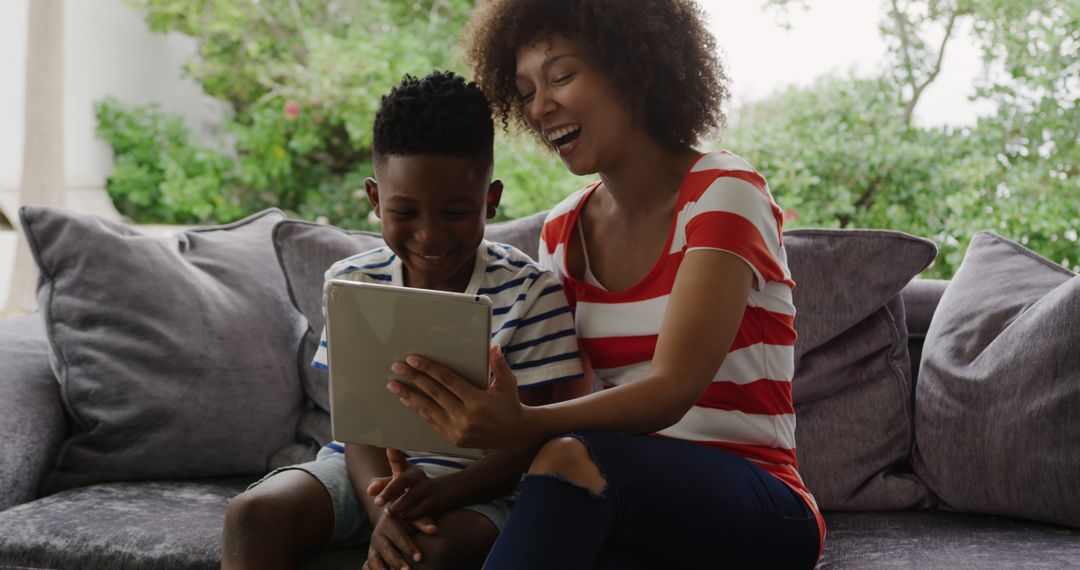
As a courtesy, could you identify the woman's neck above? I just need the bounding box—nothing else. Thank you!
[596,137,700,218]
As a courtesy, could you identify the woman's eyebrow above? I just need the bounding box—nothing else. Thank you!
[517,53,579,81]
[541,53,578,69]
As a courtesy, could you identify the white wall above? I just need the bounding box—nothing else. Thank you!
[0,0,30,193]
[0,0,227,311]
[0,0,227,195]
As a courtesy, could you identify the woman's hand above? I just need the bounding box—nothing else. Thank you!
[367,448,446,522]
[389,345,537,450]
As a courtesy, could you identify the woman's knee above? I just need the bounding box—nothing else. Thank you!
[528,436,606,494]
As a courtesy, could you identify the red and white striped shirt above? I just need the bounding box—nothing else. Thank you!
[539,151,824,547]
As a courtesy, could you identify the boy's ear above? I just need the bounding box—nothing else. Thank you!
[364,178,381,217]
[486,179,504,219]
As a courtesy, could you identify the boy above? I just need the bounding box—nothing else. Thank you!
[221,71,584,570]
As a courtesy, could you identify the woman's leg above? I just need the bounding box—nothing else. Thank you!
[484,431,820,569]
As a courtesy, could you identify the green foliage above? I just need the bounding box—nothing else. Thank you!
[724,73,1079,278]
[494,133,591,222]
[99,0,583,229]
[742,0,1078,277]
[100,0,1076,278]
[95,97,241,223]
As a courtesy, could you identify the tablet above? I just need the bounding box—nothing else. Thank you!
[323,279,491,458]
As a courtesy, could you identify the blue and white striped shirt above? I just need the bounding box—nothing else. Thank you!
[312,240,583,477]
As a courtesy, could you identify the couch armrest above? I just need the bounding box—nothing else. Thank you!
[900,278,949,385]
[901,278,949,337]
[0,313,66,510]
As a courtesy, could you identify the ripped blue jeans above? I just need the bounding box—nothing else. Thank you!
[484,431,820,569]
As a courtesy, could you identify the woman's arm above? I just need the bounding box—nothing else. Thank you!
[391,249,752,449]
[533,249,753,434]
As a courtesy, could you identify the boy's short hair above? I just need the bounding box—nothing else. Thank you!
[372,70,495,169]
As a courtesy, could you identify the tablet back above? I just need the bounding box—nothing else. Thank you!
[324,279,491,458]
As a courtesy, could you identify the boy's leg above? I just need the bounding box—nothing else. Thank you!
[406,509,499,570]
[221,469,334,570]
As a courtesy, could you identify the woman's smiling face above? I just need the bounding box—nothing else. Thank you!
[514,35,638,176]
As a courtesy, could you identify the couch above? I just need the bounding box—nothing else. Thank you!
[1,206,1078,569]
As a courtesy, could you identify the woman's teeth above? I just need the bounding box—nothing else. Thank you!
[546,125,580,143]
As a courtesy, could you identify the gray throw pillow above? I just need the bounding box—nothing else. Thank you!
[272,212,548,459]
[20,206,306,493]
[914,231,1080,527]
[786,228,937,510]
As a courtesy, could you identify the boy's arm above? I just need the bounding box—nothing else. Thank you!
[344,442,393,524]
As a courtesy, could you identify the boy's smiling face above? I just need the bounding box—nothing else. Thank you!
[366,154,502,292]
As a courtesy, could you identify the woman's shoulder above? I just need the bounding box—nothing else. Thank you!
[540,183,598,244]
[682,150,773,204]
[543,184,596,225]
[690,150,760,176]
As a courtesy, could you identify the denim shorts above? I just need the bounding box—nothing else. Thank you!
[249,449,512,545]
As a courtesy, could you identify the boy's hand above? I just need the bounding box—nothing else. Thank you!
[364,513,431,570]
[368,448,447,522]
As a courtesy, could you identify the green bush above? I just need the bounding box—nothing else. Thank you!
[724,74,1079,278]
[101,0,1075,280]
[100,0,585,229]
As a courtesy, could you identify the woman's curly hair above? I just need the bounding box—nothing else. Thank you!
[465,0,730,149]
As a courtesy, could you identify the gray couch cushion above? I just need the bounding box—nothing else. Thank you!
[272,212,549,458]
[0,313,65,510]
[820,511,1080,569]
[914,231,1080,528]
[786,229,937,510]
[20,206,307,493]
[0,479,365,569]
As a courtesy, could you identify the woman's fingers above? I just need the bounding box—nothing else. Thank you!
[389,380,449,426]
[401,356,477,402]
[488,344,519,397]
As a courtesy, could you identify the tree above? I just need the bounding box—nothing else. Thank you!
[98,0,583,229]
[732,0,1078,277]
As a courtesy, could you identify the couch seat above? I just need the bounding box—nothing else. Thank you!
[819,511,1080,568]
[0,478,365,569]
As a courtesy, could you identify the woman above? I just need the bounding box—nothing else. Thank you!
[383,1,824,567]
